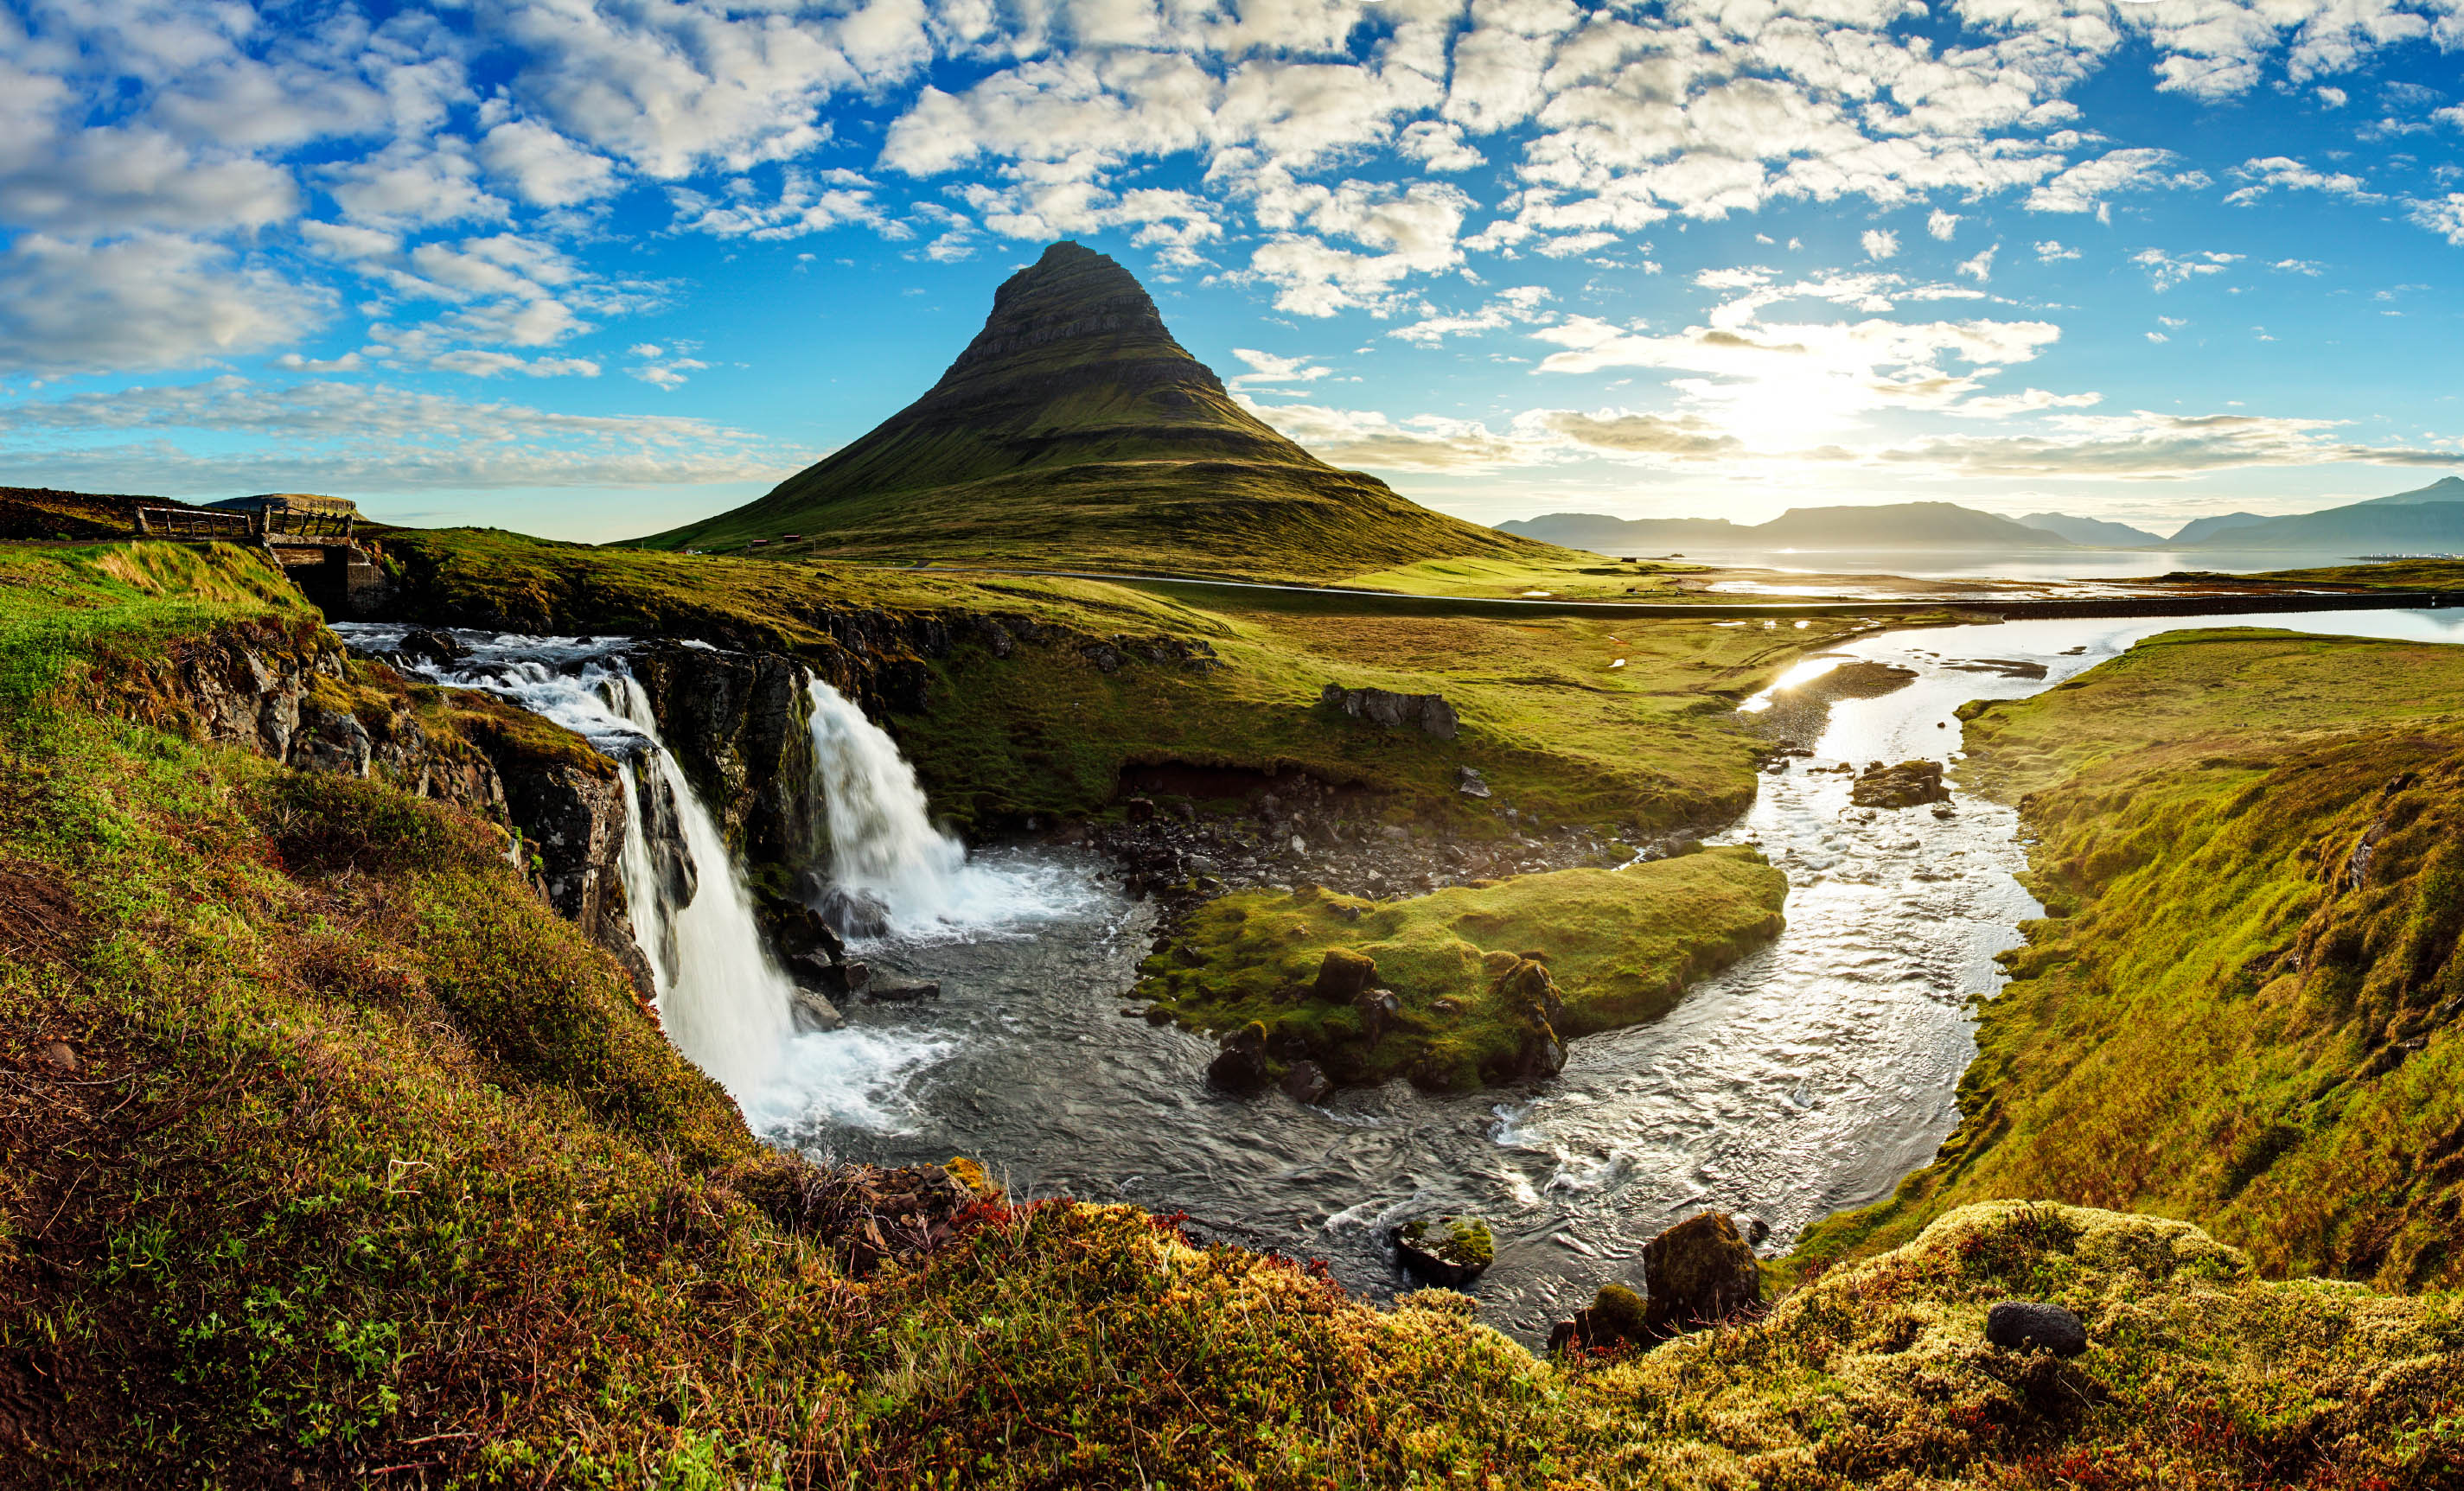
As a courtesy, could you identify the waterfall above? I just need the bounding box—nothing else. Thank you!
[330,625,949,1131]
[608,675,799,1098]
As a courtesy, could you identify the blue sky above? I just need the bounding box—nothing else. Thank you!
[4,0,2464,542]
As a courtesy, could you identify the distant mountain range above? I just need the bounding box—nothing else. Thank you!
[637,242,1558,581]
[1498,502,2073,553]
[1507,475,2464,556]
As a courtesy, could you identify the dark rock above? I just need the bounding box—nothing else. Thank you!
[791,989,844,1031]
[396,628,469,665]
[1392,1214,1494,1287]
[1123,796,1157,824]
[808,959,871,994]
[1735,1214,1771,1247]
[1207,1022,1272,1092]
[1457,765,1492,798]
[1312,947,1377,1001]
[1354,986,1401,1047]
[818,886,891,940]
[1082,642,1126,673]
[758,894,846,965]
[1496,956,1567,1080]
[1849,759,1950,810]
[1639,1211,1763,1336]
[866,981,942,1004]
[1985,1300,2089,1357]
[1279,1060,1334,1105]
[1319,683,1459,740]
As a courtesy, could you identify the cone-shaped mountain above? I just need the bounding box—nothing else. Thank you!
[641,242,1560,581]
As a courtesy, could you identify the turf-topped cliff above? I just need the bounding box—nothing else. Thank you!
[637,242,1563,581]
[1796,628,2464,1291]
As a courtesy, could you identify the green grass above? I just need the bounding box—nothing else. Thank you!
[1139,851,1787,1090]
[1337,554,1709,601]
[7,546,2464,1485]
[1792,628,2464,1293]
[0,542,308,710]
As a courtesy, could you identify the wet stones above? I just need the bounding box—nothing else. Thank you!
[1849,759,1951,810]
[1494,955,1568,1080]
[792,989,844,1031]
[1985,1301,2089,1357]
[1354,986,1400,1047]
[1278,1060,1333,1105]
[1549,1283,1650,1354]
[395,628,469,666]
[819,886,892,939]
[1392,1214,1494,1288]
[1319,684,1459,740]
[1206,1022,1272,1093]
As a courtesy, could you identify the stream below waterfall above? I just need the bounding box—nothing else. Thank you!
[342,609,2464,1342]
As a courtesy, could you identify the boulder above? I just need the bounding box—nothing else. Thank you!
[1985,1300,2089,1358]
[1207,1022,1272,1093]
[1638,1211,1763,1336]
[1548,1282,1650,1354]
[1457,765,1492,798]
[396,628,469,666]
[1495,956,1567,1080]
[1312,948,1377,1001]
[1279,1060,1334,1105]
[791,989,844,1031]
[1849,759,1950,810]
[1123,796,1157,824]
[1354,986,1401,1048]
[818,886,891,939]
[1392,1214,1494,1288]
[802,958,870,994]
[1319,684,1459,740]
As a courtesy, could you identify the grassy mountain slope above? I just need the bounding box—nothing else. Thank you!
[5,548,2462,1484]
[635,243,1565,582]
[1794,628,2464,1290]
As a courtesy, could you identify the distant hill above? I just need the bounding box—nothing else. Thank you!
[2355,475,2464,507]
[1499,501,2075,552]
[2169,512,2273,545]
[0,486,207,540]
[2020,513,2164,548]
[636,243,1561,582]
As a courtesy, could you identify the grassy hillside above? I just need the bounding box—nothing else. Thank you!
[379,526,1845,838]
[634,243,1566,583]
[1795,628,2464,1290]
[6,551,2463,1483]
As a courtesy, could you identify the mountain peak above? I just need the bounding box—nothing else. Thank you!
[639,242,1555,581]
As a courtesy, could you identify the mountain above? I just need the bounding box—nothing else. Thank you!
[1498,501,2074,552]
[638,243,1560,582]
[2356,475,2464,507]
[2167,475,2464,550]
[2169,512,2272,544]
[2019,512,2165,547]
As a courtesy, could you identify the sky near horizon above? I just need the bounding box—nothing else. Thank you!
[5,1,2464,543]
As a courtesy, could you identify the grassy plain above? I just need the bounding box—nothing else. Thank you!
[1794,628,2464,1293]
[377,527,1857,838]
[1140,851,1787,1089]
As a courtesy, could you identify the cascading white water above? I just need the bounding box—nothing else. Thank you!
[328,625,951,1131]
[802,678,1100,937]
[608,675,800,1098]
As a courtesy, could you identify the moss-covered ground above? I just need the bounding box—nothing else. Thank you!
[5,551,2464,1484]
[1794,628,2464,1295]
[377,527,1858,839]
[1337,555,1706,601]
[1139,851,1787,1090]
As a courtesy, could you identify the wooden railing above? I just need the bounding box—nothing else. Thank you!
[268,509,355,540]
[135,507,252,539]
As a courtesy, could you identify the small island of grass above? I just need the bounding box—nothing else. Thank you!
[1140,849,1788,1092]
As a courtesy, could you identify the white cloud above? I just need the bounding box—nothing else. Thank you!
[2224,156,2381,207]
[1927,209,1959,241]
[2035,239,2081,261]
[1864,411,2462,478]
[1387,284,1554,344]
[1227,347,1331,388]
[1861,228,1899,260]
[431,350,602,378]
[478,120,620,208]
[1957,244,1998,282]
[671,168,884,240]
[2133,247,2242,290]
[0,376,794,491]
[0,233,332,376]
[1237,397,1528,470]
[2408,194,2464,246]
[2025,148,2205,213]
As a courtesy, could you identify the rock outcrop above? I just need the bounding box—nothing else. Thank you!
[1850,759,1950,809]
[1319,684,1459,740]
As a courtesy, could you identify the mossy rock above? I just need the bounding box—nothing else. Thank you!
[1394,1214,1494,1287]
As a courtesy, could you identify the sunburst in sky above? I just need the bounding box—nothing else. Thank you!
[5,0,2463,539]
